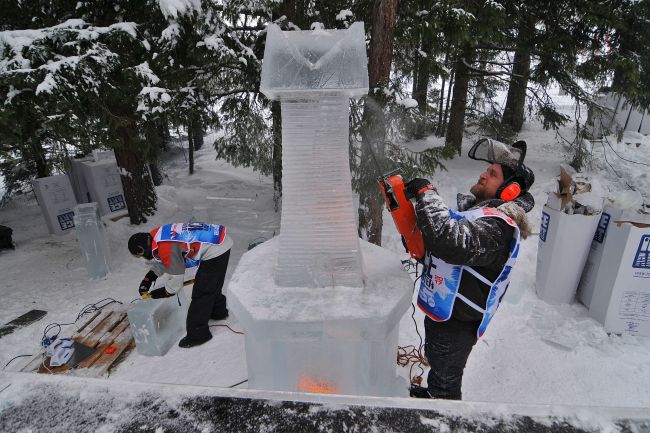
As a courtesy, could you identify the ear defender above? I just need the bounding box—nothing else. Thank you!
[498,182,521,201]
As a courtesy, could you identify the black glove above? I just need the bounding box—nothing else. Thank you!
[405,178,433,199]
[138,270,158,296]
[149,287,172,299]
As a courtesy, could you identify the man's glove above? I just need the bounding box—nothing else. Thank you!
[138,270,158,296]
[405,178,433,199]
[149,287,172,299]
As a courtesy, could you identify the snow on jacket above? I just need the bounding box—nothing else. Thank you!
[147,223,233,294]
[414,190,534,323]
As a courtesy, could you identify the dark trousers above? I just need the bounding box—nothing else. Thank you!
[424,316,478,400]
[186,250,230,340]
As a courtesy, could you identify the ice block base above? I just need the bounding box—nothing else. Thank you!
[228,237,412,397]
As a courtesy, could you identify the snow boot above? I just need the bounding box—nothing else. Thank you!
[409,384,432,399]
[178,333,212,348]
[210,309,229,321]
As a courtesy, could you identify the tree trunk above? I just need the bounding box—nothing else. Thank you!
[114,123,156,225]
[436,49,450,136]
[501,16,533,137]
[149,163,164,186]
[160,117,171,151]
[440,63,455,136]
[445,44,474,155]
[358,0,398,246]
[271,100,282,212]
[413,34,433,117]
[187,122,195,175]
[191,120,204,151]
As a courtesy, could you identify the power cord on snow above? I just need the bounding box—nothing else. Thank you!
[396,259,429,386]
[209,324,244,335]
[3,354,33,370]
[228,379,248,388]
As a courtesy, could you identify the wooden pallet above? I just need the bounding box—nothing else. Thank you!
[20,308,135,377]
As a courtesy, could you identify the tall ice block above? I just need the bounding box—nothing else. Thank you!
[73,203,111,279]
[127,290,189,356]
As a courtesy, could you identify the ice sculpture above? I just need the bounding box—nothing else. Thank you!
[73,203,111,279]
[228,23,412,397]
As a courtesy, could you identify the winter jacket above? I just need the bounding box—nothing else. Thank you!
[414,190,534,324]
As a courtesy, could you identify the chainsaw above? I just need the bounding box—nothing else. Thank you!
[377,169,425,261]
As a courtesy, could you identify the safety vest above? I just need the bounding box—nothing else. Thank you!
[150,223,226,268]
[417,207,521,337]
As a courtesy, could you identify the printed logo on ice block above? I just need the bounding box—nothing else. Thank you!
[594,212,611,243]
[632,235,650,269]
[540,211,550,242]
[107,194,126,212]
[57,211,75,231]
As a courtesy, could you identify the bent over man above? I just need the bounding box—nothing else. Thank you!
[407,139,535,400]
[128,222,233,348]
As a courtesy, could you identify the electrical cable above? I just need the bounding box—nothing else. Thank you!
[228,379,248,388]
[396,259,428,386]
[209,324,244,335]
[604,136,650,167]
[3,354,33,370]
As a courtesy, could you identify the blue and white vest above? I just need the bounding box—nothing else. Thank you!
[151,222,226,268]
[417,207,521,337]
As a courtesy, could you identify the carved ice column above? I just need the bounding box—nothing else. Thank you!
[260,23,368,288]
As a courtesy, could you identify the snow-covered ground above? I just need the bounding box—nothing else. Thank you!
[1,99,650,412]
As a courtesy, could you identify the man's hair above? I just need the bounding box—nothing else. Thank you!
[128,232,151,257]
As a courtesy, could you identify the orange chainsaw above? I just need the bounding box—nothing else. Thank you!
[377,169,425,260]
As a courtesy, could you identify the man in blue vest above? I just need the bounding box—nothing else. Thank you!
[406,139,535,400]
[128,223,233,348]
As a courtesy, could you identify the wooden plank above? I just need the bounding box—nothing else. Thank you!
[0,310,47,339]
[75,310,112,342]
[75,310,101,333]
[79,312,125,348]
[20,353,46,373]
[74,320,131,370]
[90,324,135,376]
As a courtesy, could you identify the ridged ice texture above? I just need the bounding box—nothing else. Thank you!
[276,93,363,288]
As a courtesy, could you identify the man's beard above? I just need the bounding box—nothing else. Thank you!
[470,183,488,202]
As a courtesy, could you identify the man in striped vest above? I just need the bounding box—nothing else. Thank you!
[406,139,535,400]
[128,222,233,348]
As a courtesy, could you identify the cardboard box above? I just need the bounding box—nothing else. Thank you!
[81,159,128,217]
[577,206,624,308]
[68,156,94,204]
[32,175,78,235]
[588,218,650,337]
[536,204,601,304]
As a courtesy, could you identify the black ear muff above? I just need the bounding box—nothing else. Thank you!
[498,182,521,201]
